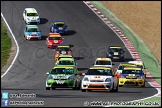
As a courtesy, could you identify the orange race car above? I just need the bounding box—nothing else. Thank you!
[46,33,64,48]
[54,44,72,61]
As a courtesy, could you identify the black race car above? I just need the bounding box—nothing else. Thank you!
[107,46,125,61]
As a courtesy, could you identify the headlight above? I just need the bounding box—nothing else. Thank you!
[49,42,52,45]
[120,54,124,56]
[120,76,125,78]
[138,76,143,79]
[27,18,30,20]
[48,76,53,80]
[83,77,89,81]
[105,78,111,82]
[108,54,112,56]
[68,76,75,80]
[37,18,40,20]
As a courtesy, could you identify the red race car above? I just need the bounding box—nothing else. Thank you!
[46,33,63,48]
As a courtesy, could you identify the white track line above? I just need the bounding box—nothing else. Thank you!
[1,12,19,78]
[83,0,161,105]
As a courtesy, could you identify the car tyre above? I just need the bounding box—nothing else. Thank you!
[119,85,123,87]
[81,89,86,92]
[52,87,55,90]
[72,81,77,90]
[46,87,50,90]
[141,81,145,87]
[110,83,114,92]
[114,83,118,92]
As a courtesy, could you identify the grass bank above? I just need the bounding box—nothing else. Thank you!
[1,23,12,74]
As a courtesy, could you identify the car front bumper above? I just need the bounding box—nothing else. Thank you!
[26,36,41,40]
[81,82,113,90]
[119,78,145,86]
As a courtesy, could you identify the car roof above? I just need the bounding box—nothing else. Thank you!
[90,66,111,70]
[25,8,37,13]
[49,33,61,37]
[59,55,73,57]
[128,61,143,65]
[53,20,64,22]
[123,67,141,70]
[53,66,75,69]
[26,25,38,28]
[119,63,136,66]
[109,46,122,49]
[59,58,74,61]
[96,58,111,61]
[57,44,70,48]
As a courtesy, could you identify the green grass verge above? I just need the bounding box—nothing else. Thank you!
[89,1,161,106]
[1,23,12,74]
[90,1,161,85]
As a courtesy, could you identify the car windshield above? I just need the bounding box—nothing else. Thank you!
[51,68,74,74]
[86,69,112,75]
[118,66,123,70]
[27,13,38,16]
[122,70,142,74]
[58,57,73,60]
[95,61,111,65]
[136,65,143,69]
[58,61,74,65]
[28,28,38,32]
[49,37,61,40]
[110,48,122,52]
[57,47,70,51]
[55,24,64,27]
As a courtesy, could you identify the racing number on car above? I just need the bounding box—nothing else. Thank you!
[56,80,65,84]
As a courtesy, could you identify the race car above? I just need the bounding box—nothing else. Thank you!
[54,44,72,61]
[57,55,74,61]
[23,8,40,24]
[119,67,145,87]
[46,66,81,90]
[24,25,41,40]
[46,33,63,48]
[55,58,77,66]
[94,58,113,68]
[107,46,125,61]
[50,20,68,34]
[128,61,147,78]
[81,66,118,92]
[114,63,136,78]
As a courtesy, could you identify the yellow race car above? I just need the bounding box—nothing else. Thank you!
[119,67,145,87]
[128,61,147,78]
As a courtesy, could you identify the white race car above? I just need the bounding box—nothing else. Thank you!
[81,66,118,92]
[94,58,113,68]
[23,8,40,24]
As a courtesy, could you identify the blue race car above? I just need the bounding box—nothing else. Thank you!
[24,25,41,40]
[50,20,68,34]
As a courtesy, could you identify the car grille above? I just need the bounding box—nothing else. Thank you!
[90,80,103,82]
[126,78,137,79]
[54,79,67,80]
[88,85,105,88]
[52,83,69,87]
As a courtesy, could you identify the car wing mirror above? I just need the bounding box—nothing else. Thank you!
[46,72,49,75]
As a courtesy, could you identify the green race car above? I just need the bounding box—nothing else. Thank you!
[46,66,81,90]
[55,58,77,66]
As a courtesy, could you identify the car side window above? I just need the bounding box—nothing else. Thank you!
[24,10,26,15]
[25,27,27,32]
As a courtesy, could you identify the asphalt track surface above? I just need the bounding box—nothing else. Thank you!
[1,1,157,107]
